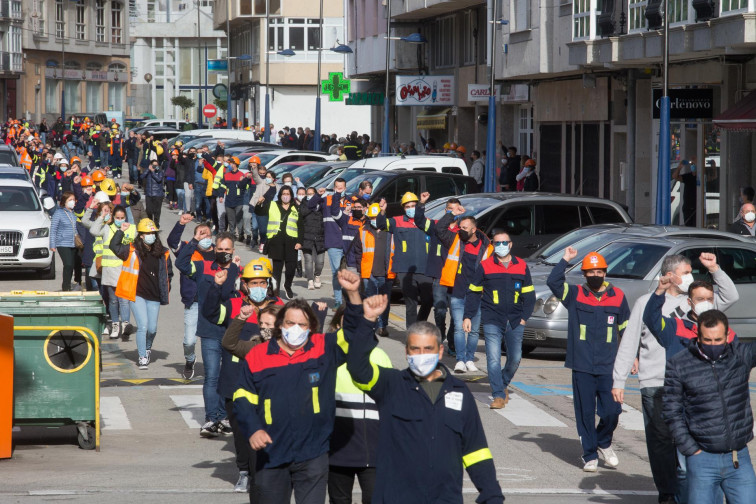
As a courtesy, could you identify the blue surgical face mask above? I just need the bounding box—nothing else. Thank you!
[405,207,416,219]
[249,286,268,303]
[495,243,510,257]
[407,353,439,377]
[114,218,125,227]
[362,193,370,200]
[198,237,213,250]
[370,218,378,228]
[121,191,129,196]
[143,234,156,245]
[282,324,310,348]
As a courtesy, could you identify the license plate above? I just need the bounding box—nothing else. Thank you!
[0,246,13,254]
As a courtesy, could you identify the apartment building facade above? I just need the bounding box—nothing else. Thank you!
[0,0,23,119]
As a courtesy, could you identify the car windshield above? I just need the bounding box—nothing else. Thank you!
[344,173,392,195]
[0,152,17,165]
[322,169,373,189]
[288,164,329,186]
[540,231,630,266]
[0,173,28,181]
[425,196,502,220]
[575,241,670,279]
[239,153,278,171]
[532,228,609,261]
[0,186,40,211]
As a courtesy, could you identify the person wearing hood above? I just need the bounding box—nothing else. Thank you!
[660,308,756,504]
[547,247,630,472]
[728,203,756,236]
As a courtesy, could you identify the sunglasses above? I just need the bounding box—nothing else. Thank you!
[492,241,510,246]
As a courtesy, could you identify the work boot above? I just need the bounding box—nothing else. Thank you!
[490,397,507,409]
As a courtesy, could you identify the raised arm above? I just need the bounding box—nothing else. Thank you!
[547,247,578,309]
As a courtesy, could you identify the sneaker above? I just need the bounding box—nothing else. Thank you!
[109,321,121,339]
[218,418,233,435]
[454,361,467,373]
[145,349,151,365]
[465,361,479,373]
[258,244,264,254]
[137,357,149,370]
[200,421,220,438]
[598,446,619,468]
[102,324,111,338]
[234,471,250,493]
[314,276,322,288]
[583,459,598,472]
[308,280,315,290]
[284,286,294,300]
[183,360,195,380]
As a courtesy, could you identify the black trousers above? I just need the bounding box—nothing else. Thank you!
[253,453,328,504]
[272,259,296,293]
[145,196,163,228]
[224,399,254,473]
[57,246,76,291]
[328,466,376,504]
[73,247,82,284]
[641,387,678,500]
[396,272,433,326]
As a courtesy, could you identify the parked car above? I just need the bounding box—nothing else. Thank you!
[0,179,55,278]
[129,126,179,136]
[316,168,378,190]
[0,165,32,184]
[423,193,632,257]
[238,150,338,170]
[279,161,354,187]
[524,236,756,353]
[0,144,20,167]
[179,129,262,142]
[140,119,198,130]
[349,154,469,176]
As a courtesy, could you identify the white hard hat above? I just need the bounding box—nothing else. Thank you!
[59,160,69,166]
[94,191,110,203]
[53,152,64,160]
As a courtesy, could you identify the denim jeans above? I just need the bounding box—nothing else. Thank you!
[129,162,139,184]
[226,205,244,236]
[303,249,325,281]
[249,210,259,242]
[125,206,135,224]
[183,182,194,214]
[687,447,756,504]
[327,248,344,305]
[450,296,480,363]
[257,215,269,245]
[640,387,678,500]
[432,277,449,337]
[175,187,186,212]
[131,296,160,359]
[195,184,211,219]
[183,302,198,363]
[483,321,524,399]
[200,336,226,423]
[363,276,391,329]
[106,285,131,323]
[216,198,227,231]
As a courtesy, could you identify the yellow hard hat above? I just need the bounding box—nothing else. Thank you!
[137,218,159,233]
[242,259,273,279]
[99,178,117,196]
[154,143,164,156]
[400,192,419,206]
[366,203,381,218]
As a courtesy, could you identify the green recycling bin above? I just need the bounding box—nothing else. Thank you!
[0,291,107,450]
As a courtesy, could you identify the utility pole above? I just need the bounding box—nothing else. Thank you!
[197,0,202,125]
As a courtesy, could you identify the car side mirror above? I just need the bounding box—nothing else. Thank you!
[42,197,55,211]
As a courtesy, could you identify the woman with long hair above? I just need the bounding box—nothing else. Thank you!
[109,218,173,369]
[262,185,300,299]
[49,191,79,291]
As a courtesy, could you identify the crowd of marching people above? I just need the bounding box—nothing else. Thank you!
[6,114,756,503]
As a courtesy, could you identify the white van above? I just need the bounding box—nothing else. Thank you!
[181,129,259,141]
[349,155,469,176]
[142,119,198,130]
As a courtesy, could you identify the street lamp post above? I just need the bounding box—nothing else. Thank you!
[655,0,671,224]
[263,0,271,142]
[197,1,202,125]
[484,5,503,193]
[226,1,233,129]
[382,0,391,155]
[314,0,324,152]
[61,23,66,121]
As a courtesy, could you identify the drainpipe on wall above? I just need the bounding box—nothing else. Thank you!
[626,70,636,219]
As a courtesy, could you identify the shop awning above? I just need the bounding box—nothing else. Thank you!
[714,91,756,131]
[416,108,451,130]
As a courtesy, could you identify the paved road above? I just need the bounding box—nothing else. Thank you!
[0,202,714,503]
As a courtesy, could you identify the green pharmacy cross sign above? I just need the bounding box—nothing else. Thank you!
[321,72,351,102]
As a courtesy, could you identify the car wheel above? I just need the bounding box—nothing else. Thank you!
[39,257,56,280]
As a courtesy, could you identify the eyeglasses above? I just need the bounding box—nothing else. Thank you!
[492,241,510,246]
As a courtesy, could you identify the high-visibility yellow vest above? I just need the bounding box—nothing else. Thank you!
[267,203,299,239]
[101,224,136,268]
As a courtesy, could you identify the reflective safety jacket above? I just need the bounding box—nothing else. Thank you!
[94,223,136,269]
[344,303,504,504]
[233,329,350,469]
[465,255,536,327]
[267,202,299,239]
[218,169,250,208]
[547,258,630,375]
[322,192,348,250]
[642,291,737,360]
[413,204,452,279]
[385,214,430,274]
[330,347,392,468]
[354,227,394,280]
[110,239,172,305]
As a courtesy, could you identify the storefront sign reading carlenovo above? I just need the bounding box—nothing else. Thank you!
[652,89,714,119]
[395,75,455,106]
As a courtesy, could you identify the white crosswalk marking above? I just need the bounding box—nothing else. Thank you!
[619,403,645,431]
[100,396,132,430]
[473,392,567,427]
[169,394,206,429]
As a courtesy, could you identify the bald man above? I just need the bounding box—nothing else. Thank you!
[728,203,756,236]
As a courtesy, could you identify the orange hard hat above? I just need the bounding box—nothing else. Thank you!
[581,252,608,271]
[70,156,82,165]
[91,170,106,182]
[171,149,180,156]
[231,156,241,166]
[81,175,94,187]
[449,142,458,150]
[525,159,536,167]
[249,155,261,165]
[456,145,466,154]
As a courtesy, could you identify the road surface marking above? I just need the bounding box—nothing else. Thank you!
[169,395,205,429]
[473,392,567,427]
[158,384,202,390]
[100,396,132,430]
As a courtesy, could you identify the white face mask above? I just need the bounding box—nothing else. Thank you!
[693,300,715,315]
[407,353,439,377]
[65,200,75,209]
[677,273,694,293]
[745,211,756,223]
[281,324,309,348]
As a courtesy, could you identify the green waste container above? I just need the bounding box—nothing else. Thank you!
[0,291,107,450]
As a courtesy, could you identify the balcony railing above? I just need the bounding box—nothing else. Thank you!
[0,0,22,20]
[0,52,23,73]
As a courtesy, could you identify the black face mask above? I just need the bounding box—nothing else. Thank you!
[699,342,727,361]
[352,210,363,220]
[189,153,196,159]
[458,229,471,242]
[215,251,233,265]
[585,275,605,291]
